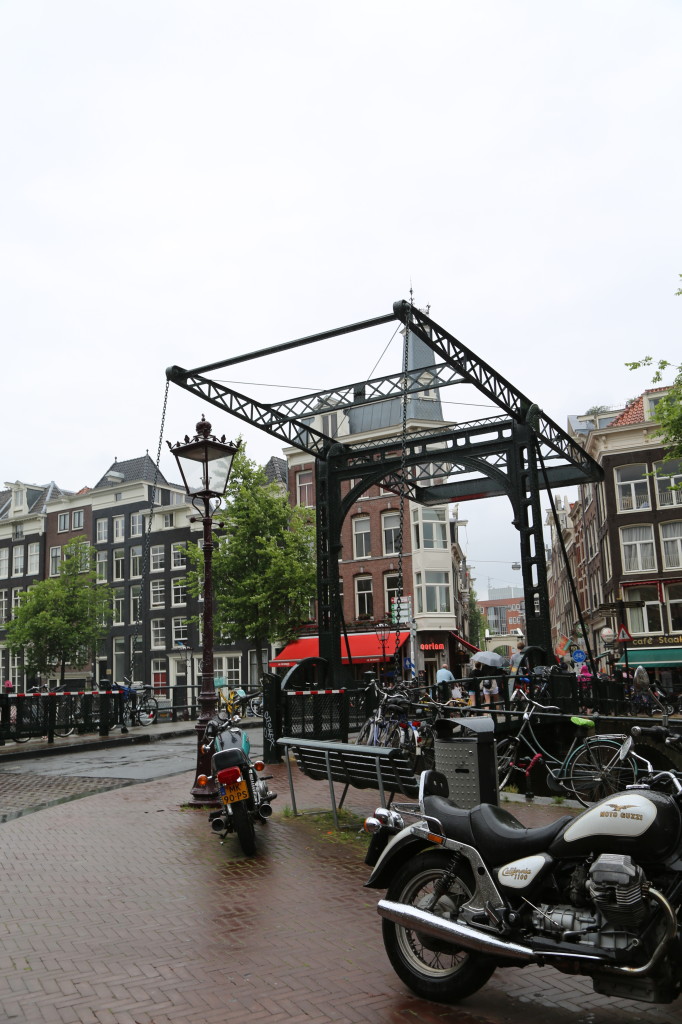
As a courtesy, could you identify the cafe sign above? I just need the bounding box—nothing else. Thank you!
[629,634,682,648]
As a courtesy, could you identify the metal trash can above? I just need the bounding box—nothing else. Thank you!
[433,716,498,808]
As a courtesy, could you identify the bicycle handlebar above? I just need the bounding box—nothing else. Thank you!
[631,725,682,747]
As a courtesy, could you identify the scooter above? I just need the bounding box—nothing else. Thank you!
[199,711,276,856]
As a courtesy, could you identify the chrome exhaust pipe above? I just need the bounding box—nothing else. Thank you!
[377,900,534,962]
[211,816,226,832]
[258,803,273,819]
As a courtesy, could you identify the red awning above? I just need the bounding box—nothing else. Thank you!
[450,630,480,653]
[269,632,410,668]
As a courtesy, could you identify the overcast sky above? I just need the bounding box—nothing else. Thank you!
[1,1,679,598]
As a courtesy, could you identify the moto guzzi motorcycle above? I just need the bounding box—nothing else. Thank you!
[364,724,682,1006]
[199,712,276,857]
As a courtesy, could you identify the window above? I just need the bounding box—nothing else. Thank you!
[72,510,83,530]
[171,578,186,606]
[113,549,125,581]
[668,583,682,631]
[219,655,241,688]
[152,658,168,695]
[422,509,448,549]
[384,573,401,619]
[130,584,141,622]
[0,591,7,625]
[355,576,373,618]
[297,470,314,507]
[49,546,62,576]
[661,522,682,569]
[13,523,24,540]
[151,619,166,648]
[130,512,144,536]
[58,512,69,532]
[382,512,401,555]
[626,586,662,634]
[0,549,7,579]
[96,550,107,582]
[615,465,650,512]
[163,512,174,528]
[150,545,165,572]
[113,637,125,682]
[150,580,165,607]
[130,545,142,577]
[416,570,451,613]
[170,490,185,505]
[172,617,188,646]
[353,517,371,559]
[12,588,22,617]
[321,412,338,437]
[112,588,125,625]
[655,459,682,508]
[27,543,39,575]
[113,515,125,541]
[12,546,24,576]
[10,651,23,690]
[96,519,108,543]
[171,542,186,569]
[248,648,269,688]
[620,525,656,573]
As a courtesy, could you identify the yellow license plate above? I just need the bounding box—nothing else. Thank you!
[221,780,249,805]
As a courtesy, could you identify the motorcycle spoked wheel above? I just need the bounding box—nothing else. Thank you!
[231,800,256,857]
[382,850,496,1003]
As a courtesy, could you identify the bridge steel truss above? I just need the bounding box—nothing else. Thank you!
[167,299,602,681]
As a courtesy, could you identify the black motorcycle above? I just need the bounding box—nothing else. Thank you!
[364,723,682,1006]
[199,711,276,856]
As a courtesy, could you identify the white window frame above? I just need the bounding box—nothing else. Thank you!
[72,510,84,530]
[27,542,39,575]
[660,521,682,570]
[384,573,401,619]
[150,580,165,608]
[113,548,125,581]
[353,517,371,559]
[150,545,165,572]
[112,588,125,625]
[615,465,651,513]
[12,546,24,577]
[49,546,62,576]
[130,584,141,623]
[150,619,166,649]
[655,459,682,509]
[130,512,144,537]
[620,525,656,573]
[172,616,188,646]
[421,508,448,549]
[113,515,125,541]
[113,636,125,682]
[58,512,69,533]
[296,470,314,507]
[171,542,186,569]
[0,590,8,625]
[163,512,174,528]
[96,550,107,582]
[171,578,186,606]
[382,512,400,556]
[354,576,373,618]
[668,583,682,632]
[130,545,142,578]
[96,519,108,543]
[625,586,663,634]
[0,549,8,579]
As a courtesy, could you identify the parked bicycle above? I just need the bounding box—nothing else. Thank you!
[355,683,435,771]
[110,681,158,729]
[496,688,637,805]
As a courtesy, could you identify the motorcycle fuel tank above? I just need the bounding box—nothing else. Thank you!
[549,791,681,862]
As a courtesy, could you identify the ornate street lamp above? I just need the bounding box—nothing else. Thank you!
[168,415,240,804]
[374,619,392,681]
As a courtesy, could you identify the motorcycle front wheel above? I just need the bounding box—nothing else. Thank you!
[231,800,256,857]
[382,850,496,1003]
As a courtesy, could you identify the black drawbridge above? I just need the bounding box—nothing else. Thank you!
[167,299,602,680]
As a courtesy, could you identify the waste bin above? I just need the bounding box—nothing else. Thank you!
[432,716,498,808]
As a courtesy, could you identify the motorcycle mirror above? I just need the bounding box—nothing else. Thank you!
[633,665,650,692]
[618,736,633,760]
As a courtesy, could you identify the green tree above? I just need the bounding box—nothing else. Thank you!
[5,537,113,685]
[625,274,682,459]
[467,587,487,649]
[188,446,317,682]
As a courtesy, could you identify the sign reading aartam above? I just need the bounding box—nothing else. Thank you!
[420,642,445,651]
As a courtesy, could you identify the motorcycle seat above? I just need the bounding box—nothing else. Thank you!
[470,803,573,866]
[422,795,477,846]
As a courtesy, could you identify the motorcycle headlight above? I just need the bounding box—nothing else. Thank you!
[364,816,382,835]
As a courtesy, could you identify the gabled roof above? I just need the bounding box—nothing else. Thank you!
[93,455,170,490]
[0,481,74,519]
[264,456,288,487]
[608,387,668,428]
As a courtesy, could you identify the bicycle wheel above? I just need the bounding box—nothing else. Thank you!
[566,739,637,807]
[355,718,376,746]
[496,738,519,790]
[54,704,76,737]
[419,723,436,771]
[136,697,157,726]
[387,724,418,772]
[231,801,256,857]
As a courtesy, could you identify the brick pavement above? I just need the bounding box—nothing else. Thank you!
[0,754,680,1024]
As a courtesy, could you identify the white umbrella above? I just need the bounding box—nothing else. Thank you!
[471,651,506,668]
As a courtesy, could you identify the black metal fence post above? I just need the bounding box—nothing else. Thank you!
[262,672,282,764]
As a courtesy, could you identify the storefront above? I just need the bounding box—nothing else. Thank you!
[617,637,682,695]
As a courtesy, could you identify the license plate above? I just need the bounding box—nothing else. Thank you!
[220,780,249,805]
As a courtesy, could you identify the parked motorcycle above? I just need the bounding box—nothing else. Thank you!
[199,711,277,856]
[364,719,682,1005]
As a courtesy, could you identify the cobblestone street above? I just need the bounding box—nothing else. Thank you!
[0,734,680,1024]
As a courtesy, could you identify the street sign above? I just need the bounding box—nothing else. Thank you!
[617,623,633,642]
[572,650,587,663]
[390,596,412,623]
[600,627,615,644]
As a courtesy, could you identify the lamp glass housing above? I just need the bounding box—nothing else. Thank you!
[174,441,236,498]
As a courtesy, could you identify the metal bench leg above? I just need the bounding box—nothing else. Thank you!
[284,745,299,817]
[324,750,339,829]
[338,783,350,810]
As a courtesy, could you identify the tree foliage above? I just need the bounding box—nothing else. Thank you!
[624,275,682,461]
[188,446,317,681]
[5,537,113,683]
[467,587,487,649]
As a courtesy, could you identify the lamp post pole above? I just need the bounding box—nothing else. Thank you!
[167,415,239,806]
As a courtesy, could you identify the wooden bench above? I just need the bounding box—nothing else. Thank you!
[277,736,420,828]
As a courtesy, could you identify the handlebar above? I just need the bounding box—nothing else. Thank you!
[631,725,682,747]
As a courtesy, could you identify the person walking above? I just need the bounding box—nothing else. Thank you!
[436,663,455,703]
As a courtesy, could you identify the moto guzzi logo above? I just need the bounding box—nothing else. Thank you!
[500,866,532,881]
[599,802,644,822]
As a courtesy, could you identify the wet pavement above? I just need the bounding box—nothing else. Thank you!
[0,723,680,1023]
